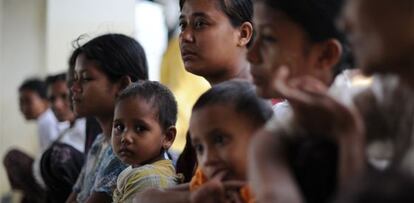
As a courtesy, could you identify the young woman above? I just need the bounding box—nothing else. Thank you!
[178,0,254,85]
[65,33,148,203]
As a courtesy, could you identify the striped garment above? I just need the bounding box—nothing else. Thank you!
[113,159,180,203]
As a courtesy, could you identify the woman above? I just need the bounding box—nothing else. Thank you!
[65,33,148,203]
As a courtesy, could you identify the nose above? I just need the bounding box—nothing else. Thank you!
[247,39,262,65]
[121,130,133,144]
[70,80,81,95]
[179,27,195,44]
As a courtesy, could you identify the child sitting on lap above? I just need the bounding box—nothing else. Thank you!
[111,81,181,203]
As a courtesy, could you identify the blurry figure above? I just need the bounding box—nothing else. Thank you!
[18,78,60,151]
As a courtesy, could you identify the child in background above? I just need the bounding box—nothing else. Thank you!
[188,80,273,203]
[112,81,181,203]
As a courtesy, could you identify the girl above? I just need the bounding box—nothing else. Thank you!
[111,81,181,202]
[65,33,148,203]
[246,0,364,202]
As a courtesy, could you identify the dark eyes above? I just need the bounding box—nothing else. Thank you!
[179,19,208,31]
[113,123,125,134]
[112,122,146,135]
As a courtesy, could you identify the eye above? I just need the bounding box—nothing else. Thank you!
[261,34,278,43]
[113,122,125,135]
[213,134,226,146]
[134,125,146,133]
[194,19,207,30]
[193,143,204,155]
[179,20,187,31]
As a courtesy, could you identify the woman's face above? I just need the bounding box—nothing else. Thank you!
[341,0,414,75]
[179,0,243,81]
[70,54,120,118]
[247,2,315,98]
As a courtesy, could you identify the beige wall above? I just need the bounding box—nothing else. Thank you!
[0,0,47,196]
[0,0,135,196]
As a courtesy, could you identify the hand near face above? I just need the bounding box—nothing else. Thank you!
[272,66,366,186]
[190,172,245,203]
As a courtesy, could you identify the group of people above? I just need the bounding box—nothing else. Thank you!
[4,0,414,202]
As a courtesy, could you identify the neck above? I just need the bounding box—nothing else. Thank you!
[96,115,114,141]
[208,59,252,86]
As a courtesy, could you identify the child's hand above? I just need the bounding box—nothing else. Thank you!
[190,172,245,203]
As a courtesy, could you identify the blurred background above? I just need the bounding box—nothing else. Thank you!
[0,0,209,198]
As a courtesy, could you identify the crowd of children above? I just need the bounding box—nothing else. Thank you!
[3,0,414,202]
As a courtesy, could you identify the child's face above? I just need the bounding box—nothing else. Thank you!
[189,104,258,181]
[48,81,74,122]
[19,89,48,120]
[71,54,119,117]
[112,97,173,166]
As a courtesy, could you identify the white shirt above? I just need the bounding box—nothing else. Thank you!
[58,118,87,153]
[37,108,60,152]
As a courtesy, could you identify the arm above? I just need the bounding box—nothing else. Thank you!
[65,192,77,203]
[248,129,304,203]
[85,192,112,203]
[133,184,191,203]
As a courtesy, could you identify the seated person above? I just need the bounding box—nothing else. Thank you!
[133,80,273,203]
[3,78,61,203]
[111,81,181,202]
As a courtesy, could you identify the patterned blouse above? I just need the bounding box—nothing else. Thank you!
[73,134,127,202]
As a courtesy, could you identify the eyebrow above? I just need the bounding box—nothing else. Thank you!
[179,12,210,20]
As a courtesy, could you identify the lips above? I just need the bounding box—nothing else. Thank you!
[180,47,198,61]
[118,147,133,157]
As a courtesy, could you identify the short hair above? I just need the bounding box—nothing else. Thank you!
[256,0,354,76]
[193,80,273,126]
[72,33,148,83]
[19,78,48,100]
[45,73,67,88]
[116,81,178,131]
[180,0,254,46]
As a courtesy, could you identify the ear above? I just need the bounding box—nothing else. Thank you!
[317,39,342,71]
[117,75,132,92]
[237,22,254,47]
[311,39,342,82]
[162,126,177,150]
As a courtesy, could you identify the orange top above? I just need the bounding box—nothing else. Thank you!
[189,168,255,203]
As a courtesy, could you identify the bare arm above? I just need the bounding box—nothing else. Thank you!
[65,192,77,203]
[248,129,304,203]
[85,192,112,203]
[133,184,191,203]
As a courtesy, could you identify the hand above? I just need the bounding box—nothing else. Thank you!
[190,173,245,203]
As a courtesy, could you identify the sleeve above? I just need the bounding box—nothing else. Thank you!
[93,147,127,196]
[73,165,86,193]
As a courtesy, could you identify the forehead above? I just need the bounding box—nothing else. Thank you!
[74,54,101,74]
[115,96,157,118]
[181,0,223,17]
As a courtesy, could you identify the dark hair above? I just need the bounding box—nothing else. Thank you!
[45,73,67,88]
[19,78,48,100]
[193,80,273,126]
[116,81,178,131]
[257,0,353,76]
[72,33,148,82]
[180,0,254,46]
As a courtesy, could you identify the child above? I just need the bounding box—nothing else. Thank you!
[112,81,181,203]
[133,80,273,203]
[188,80,272,202]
